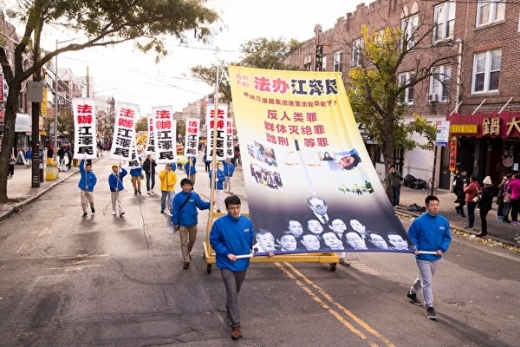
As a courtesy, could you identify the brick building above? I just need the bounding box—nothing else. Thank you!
[284,0,520,189]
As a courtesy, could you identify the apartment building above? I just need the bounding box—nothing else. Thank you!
[284,0,520,189]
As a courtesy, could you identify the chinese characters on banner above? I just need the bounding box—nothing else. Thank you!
[183,118,200,157]
[145,116,156,153]
[72,98,97,159]
[228,66,413,256]
[151,106,177,164]
[110,102,139,162]
[225,118,234,159]
[206,105,228,161]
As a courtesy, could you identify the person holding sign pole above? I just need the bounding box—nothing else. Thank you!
[406,195,451,320]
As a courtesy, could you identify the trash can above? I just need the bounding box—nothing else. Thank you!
[46,158,59,180]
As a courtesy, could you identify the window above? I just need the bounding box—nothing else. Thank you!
[351,39,363,67]
[430,65,452,101]
[399,72,415,104]
[322,56,327,71]
[433,1,456,42]
[333,50,343,72]
[477,0,505,27]
[472,49,501,93]
[401,14,418,50]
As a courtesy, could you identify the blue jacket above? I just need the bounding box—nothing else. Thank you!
[108,168,128,192]
[222,161,235,177]
[171,190,210,227]
[209,169,225,190]
[129,166,143,177]
[78,159,97,192]
[184,156,197,175]
[407,212,451,261]
[210,214,255,271]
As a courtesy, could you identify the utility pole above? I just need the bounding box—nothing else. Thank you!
[28,73,43,187]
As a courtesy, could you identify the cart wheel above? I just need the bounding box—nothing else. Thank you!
[330,263,337,272]
[207,264,212,274]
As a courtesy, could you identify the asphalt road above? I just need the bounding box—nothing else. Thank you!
[0,155,519,347]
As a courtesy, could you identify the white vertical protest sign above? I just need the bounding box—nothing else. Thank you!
[145,115,156,154]
[184,118,200,157]
[206,104,228,161]
[225,118,234,159]
[151,106,177,165]
[72,98,97,159]
[110,102,139,162]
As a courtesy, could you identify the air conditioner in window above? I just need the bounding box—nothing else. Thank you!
[427,93,438,103]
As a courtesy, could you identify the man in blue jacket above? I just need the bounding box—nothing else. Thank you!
[171,178,211,269]
[209,162,226,212]
[129,163,143,195]
[209,195,254,340]
[184,156,197,188]
[407,195,452,320]
[78,159,97,218]
[222,159,235,193]
[108,163,128,217]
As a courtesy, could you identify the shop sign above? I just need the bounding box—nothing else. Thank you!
[506,116,520,136]
[482,117,500,136]
[450,124,478,134]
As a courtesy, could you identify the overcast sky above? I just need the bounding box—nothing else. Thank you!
[19,0,360,115]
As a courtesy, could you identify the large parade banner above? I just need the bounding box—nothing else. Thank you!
[228,66,414,255]
[151,105,176,165]
[110,102,139,162]
[72,98,97,159]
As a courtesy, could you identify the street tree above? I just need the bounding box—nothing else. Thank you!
[0,0,220,203]
[346,22,459,197]
[135,117,148,132]
[190,37,301,104]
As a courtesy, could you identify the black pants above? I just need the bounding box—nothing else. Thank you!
[480,208,490,234]
[511,199,520,222]
[8,164,14,176]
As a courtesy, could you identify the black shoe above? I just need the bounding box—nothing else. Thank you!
[160,210,164,214]
[91,207,95,213]
[504,218,511,223]
[138,191,141,195]
[455,207,460,214]
[82,212,87,218]
[134,191,138,195]
[407,292,422,306]
[183,262,190,269]
[426,307,437,320]
[477,232,487,237]
[460,213,466,217]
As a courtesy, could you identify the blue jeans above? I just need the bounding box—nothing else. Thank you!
[467,202,477,227]
[161,191,174,211]
[146,173,155,191]
[391,185,401,206]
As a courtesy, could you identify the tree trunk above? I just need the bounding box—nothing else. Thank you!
[382,117,395,203]
[0,86,23,203]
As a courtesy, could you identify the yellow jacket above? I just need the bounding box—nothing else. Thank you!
[159,170,177,192]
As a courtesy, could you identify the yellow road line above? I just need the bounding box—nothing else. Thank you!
[277,262,396,347]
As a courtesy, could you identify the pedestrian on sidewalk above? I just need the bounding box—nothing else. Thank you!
[406,195,452,320]
[78,159,97,218]
[203,153,211,172]
[387,164,402,207]
[477,176,496,237]
[159,163,177,214]
[142,153,157,194]
[171,178,211,269]
[209,194,274,340]
[8,152,15,178]
[184,156,197,188]
[25,148,32,168]
[453,169,467,217]
[463,175,480,230]
[500,174,513,223]
[508,173,520,224]
[129,164,143,195]
[108,163,128,217]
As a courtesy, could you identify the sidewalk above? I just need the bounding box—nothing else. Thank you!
[2,157,519,248]
[396,186,520,247]
[0,160,81,222]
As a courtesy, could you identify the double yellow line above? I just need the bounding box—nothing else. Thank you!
[275,262,396,347]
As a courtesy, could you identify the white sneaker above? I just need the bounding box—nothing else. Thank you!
[111,210,116,215]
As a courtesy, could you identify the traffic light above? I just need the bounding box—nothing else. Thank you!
[315,45,323,71]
